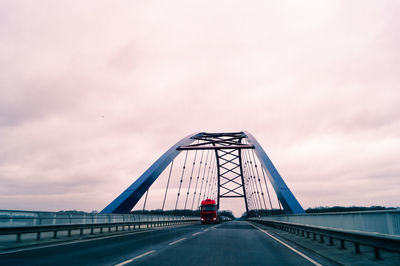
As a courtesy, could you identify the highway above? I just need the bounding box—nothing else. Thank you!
[0,221,331,266]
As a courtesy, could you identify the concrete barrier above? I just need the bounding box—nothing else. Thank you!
[257,210,400,235]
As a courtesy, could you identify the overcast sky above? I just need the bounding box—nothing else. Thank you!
[1,1,399,216]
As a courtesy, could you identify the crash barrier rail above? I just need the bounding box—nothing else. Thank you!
[0,210,199,243]
[0,209,196,227]
[249,218,400,260]
[0,218,198,243]
[252,209,400,235]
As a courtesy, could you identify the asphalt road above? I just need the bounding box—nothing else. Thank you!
[0,221,325,266]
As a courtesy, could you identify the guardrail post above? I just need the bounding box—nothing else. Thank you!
[328,237,334,246]
[354,243,360,254]
[313,233,316,240]
[16,233,21,242]
[374,247,381,260]
[68,229,71,237]
[319,235,324,243]
[80,228,84,236]
[90,228,94,234]
[37,232,41,240]
[53,230,57,239]
[340,239,346,249]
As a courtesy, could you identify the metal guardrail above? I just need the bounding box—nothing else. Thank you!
[253,209,400,235]
[0,209,195,227]
[0,218,199,243]
[249,218,400,260]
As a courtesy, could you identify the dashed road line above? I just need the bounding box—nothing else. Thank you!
[249,222,322,266]
[192,232,202,236]
[168,237,187,246]
[114,250,155,266]
[0,229,157,255]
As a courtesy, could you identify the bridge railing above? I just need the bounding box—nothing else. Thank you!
[249,210,400,260]
[0,210,199,244]
[251,209,400,235]
[0,209,197,227]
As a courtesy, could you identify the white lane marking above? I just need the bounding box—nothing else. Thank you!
[168,237,186,246]
[0,229,157,255]
[114,250,155,266]
[192,232,201,236]
[248,223,322,266]
[0,222,198,255]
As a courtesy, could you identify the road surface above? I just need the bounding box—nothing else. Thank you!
[0,221,327,265]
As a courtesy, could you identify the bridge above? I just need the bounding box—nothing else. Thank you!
[1,132,399,265]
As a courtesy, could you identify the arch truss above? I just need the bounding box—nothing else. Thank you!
[101,132,305,214]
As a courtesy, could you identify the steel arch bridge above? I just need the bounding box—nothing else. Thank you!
[101,132,305,215]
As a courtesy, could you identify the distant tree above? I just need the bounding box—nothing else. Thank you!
[219,210,235,220]
[131,209,200,216]
[305,206,395,213]
[58,210,87,214]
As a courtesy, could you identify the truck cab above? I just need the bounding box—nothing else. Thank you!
[200,199,220,224]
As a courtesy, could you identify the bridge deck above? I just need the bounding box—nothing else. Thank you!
[0,221,331,265]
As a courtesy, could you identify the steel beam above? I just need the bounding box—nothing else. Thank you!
[177,145,254,150]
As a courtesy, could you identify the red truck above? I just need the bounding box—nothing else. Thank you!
[200,199,220,224]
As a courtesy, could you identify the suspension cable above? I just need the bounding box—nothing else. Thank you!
[206,162,214,199]
[213,161,219,200]
[208,163,215,200]
[184,149,198,209]
[206,159,217,200]
[277,195,283,212]
[203,155,215,200]
[243,149,261,211]
[198,152,214,206]
[251,149,268,210]
[240,153,253,208]
[191,149,208,209]
[162,160,174,211]
[142,189,149,213]
[246,148,265,211]
[260,164,273,210]
[174,150,188,210]
[242,151,256,211]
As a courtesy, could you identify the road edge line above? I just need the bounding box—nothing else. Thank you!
[248,222,322,266]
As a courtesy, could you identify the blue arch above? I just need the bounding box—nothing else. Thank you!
[101,132,305,214]
[100,132,200,213]
[244,132,305,214]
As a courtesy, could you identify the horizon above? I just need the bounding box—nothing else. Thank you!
[1,1,399,217]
